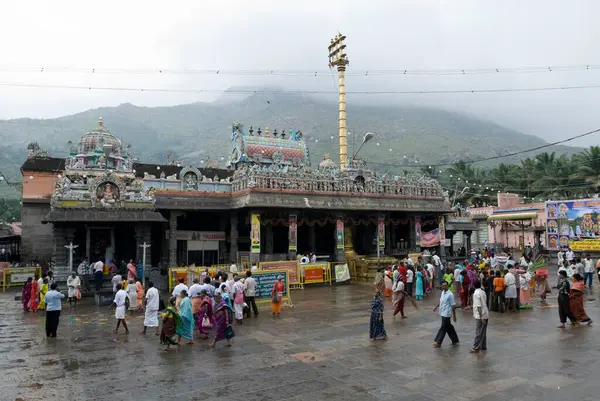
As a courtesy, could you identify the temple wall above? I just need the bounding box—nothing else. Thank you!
[21,202,54,263]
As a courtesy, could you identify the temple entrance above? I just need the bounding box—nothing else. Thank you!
[315,221,335,256]
[90,228,112,263]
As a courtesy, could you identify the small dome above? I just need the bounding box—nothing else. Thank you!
[319,153,337,169]
[77,117,122,155]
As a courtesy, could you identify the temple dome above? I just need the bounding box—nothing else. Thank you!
[318,153,337,169]
[77,117,122,156]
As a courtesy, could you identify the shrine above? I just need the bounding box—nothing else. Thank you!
[21,118,450,282]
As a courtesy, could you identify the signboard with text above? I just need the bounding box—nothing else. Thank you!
[546,199,600,250]
[166,231,226,241]
[252,270,290,305]
[259,260,300,285]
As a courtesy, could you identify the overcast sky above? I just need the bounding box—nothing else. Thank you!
[1,0,600,146]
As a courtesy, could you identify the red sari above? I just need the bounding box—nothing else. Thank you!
[28,280,40,310]
[460,275,471,306]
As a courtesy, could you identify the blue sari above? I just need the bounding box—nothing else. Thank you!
[415,271,424,300]
[176,296,194,341]
[369,295,387,340]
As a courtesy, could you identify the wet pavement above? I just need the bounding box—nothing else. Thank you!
[2,282,600,401]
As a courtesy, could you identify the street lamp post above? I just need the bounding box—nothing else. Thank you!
[64,242,79,275]
[328,33,349,171]
[351,132,374,160]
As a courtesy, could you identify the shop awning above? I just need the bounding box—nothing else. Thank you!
[488,213,537,221]
[42,209,167,223]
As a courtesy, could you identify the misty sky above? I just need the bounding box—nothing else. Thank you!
[1,0,600,146]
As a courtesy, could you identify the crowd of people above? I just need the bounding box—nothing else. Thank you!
[370,248,594,353]
[20,263,287,350]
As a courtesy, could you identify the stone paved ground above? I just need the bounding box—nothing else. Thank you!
[1,280,600,401]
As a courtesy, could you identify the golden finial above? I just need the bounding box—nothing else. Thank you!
[265,126,270,136]
[98,117,104,132]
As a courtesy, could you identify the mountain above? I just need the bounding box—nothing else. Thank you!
[0,92,579,199]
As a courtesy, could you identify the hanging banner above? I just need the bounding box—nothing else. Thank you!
[288,214,297,252]
[251,213,261,254]
[415,217,422,246]
[334,263,351,282]
[336,219,344,250]
[378,216,385,248]
[546,199,600,251]
[439,215,446,241]
[421,228,441,248]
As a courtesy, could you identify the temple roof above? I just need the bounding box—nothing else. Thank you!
[132,164,233,180]
[21,157,65,172]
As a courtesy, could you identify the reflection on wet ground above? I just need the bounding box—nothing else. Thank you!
[2,283,599,401]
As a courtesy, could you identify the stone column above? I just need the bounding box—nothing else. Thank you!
[288,214,297,261]
[265,224,274,255]
[334,213,344,262]
[230,212,239,263]
[408,218,416,251]
[169,211,182,267]
[135,225,144,261]
[309,225,316,253]
[385,220,391,256]
[249,210,261,265]
[143,225,151,267]
[465,231,473,253]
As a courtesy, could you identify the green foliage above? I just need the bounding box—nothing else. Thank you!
[432,147,600,206]
[0,198,20,222]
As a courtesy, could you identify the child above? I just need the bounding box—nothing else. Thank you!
[492,270,505,313]
[535,271,550,307]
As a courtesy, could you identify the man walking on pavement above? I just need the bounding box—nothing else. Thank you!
[433,281,459,348]
[470,280,489,353]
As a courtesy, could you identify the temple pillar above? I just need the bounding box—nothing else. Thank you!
[249,211,261,265]
[309,225,316,253]
[334,213,345,262]
[385,220,391,256]
[390,222,397,254]
[169,211,183,267]
[288,214,297,260]
[408,218,416,251]
[265,224,274,255]
[219,214,227,264]
[135,225,144,261]
[230,212,239,263]
[465,231,473,253]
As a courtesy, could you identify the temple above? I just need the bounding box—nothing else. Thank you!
[20,118,451,281]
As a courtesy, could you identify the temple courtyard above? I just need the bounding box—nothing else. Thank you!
[1,282,599,401]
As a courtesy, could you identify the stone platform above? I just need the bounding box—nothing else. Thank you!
[1,281,599,401]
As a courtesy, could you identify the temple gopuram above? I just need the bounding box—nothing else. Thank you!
[20,119,450,280]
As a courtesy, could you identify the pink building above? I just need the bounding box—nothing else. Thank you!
[469,194,546,251]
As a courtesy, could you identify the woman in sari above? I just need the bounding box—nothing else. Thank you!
[126,279,138,314]
[210,292,233,348]
[28,275,40,311]
[369,290,387,340]
[459,270,470,307]
[383,271,393,297]
[271,275,285,317]
[176,290,195,344]
[392,276,405,319]
[38,278,49,310]
[135,280,144,311]
[374,268,385,293]
[570,273,593,326]
[196,290,214,339]
[22,278,32,312]
[415,268,424,301]
[160,297,182,350]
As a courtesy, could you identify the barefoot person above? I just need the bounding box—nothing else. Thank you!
[210,292,233,348]
[433,281,459,348]
[570,273,593,326]
[176,290,195,344]
[109,283,129,334]
[160,297,182,350]
[470,280,489,353]
[556,270,574,328]
[369,290,387,340]
[143,281,160,335]
[392,275,406,319]
[44,283,65,338]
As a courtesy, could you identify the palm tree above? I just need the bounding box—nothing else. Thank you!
[574,146,600,192]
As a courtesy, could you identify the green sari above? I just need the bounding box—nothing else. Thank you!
[160,306,183,345]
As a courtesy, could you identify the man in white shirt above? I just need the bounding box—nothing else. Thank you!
[470,280,489,353]
[172,278,189,298]
[111,273,123,293]
[93,260,104,291]
[432,253,442,286]
[490,253,498,270]
[565,248,575,263]
[188,278,202,298]
[584,254,594,289]
[453,265,462,296]
[109,283,129,334]
[143,281,160,335]
[557,250,565,267]
[229,262,238,273]
[405,268,414,296]
[244,270,258,317]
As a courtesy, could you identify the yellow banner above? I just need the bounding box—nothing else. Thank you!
[570,240,600,251]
